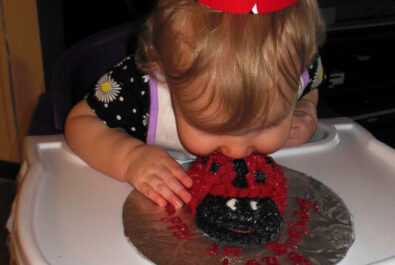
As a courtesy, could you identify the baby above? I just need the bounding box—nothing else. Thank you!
[65,0,325,210]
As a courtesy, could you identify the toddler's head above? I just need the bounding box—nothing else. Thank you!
[136,0,325,157]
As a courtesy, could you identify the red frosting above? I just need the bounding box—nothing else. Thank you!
[187,152,287,213]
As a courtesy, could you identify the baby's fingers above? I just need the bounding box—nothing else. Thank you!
[149,176,184,209]
[139,182,167,207]
[160,167,191,205]
[168,162,193,188]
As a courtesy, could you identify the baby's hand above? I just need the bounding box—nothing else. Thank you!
[285,110,318,147]
[124,144,193,209]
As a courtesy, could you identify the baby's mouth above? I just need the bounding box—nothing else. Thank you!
[228,227,255,234]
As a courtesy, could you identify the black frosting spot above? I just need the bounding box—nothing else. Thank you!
[254,170,266,183]
[201,157,209,165]
[232,159,249,188]
[195,195,283,246]
[210,162,220,174]
[265,157,274,168]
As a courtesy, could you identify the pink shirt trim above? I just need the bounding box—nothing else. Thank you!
[146,76,158,144]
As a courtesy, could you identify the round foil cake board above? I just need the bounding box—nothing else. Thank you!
[123,167,355,265]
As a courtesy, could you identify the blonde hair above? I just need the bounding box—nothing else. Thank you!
[136,0,325,134]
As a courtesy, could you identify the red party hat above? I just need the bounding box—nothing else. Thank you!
[197,0,300,14]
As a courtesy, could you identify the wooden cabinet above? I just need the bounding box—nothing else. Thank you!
[0,0,44,162]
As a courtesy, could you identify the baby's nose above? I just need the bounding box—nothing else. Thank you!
[220,145,255,159]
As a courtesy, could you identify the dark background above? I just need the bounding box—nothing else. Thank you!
[318,0,395,148]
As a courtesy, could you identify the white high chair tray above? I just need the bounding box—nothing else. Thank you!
[8,118,395,265]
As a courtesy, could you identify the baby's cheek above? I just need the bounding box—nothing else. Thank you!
[255,144,281,155]
[255,131,290,154]
[179,134,218,156]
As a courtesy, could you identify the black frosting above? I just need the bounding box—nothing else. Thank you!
[195,195,283,246]
[210,162,220,173]
[265,157,274,168]
[254,170,267,184]
[232,159,249,188]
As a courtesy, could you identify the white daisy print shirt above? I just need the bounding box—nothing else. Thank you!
[86,56,150,142]
[94,74,122,103]
[299,54,326,99]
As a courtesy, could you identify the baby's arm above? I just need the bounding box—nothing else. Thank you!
[284,89,318,147]
[65,100,192,208]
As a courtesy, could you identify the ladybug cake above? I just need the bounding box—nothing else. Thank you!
[187,152,287,246]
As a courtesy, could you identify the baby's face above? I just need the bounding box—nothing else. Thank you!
[172,97,295,158]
